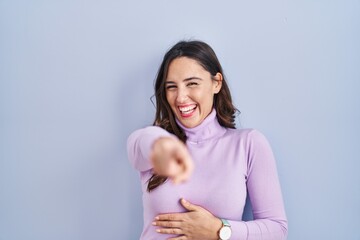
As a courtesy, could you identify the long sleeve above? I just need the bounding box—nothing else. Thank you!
[229,130,288,240]
[129,111,288,240]
[127,126,172,172]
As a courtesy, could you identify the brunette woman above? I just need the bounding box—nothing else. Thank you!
[127,40,288,240]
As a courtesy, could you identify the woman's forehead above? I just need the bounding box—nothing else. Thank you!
[166,57,210,80]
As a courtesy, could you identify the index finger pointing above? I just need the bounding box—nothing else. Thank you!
[175,147,194,178]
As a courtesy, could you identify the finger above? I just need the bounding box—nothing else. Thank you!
[155,213,183,221]
[150,151,164,175]
[166,160,183,177]
[182,157,194,180]
[180,149,194,173]
[173,154,194,183]
[152,156,181,177]
[151,137,178,176]
[173,160,193,184]
[172,175,184,184]
[168,235,187,240]
[152,220,182,228]
[180,198,200,211]
[156,227,182,235]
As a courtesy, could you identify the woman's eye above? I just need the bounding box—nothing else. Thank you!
[187,82,198,86]
[166,85,176,90]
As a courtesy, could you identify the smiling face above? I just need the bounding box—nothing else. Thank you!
[165,57,222,128]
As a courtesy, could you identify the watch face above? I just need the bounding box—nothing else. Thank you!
[219,226,232,239]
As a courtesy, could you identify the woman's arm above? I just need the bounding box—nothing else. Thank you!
[127,126,194,183]
[127,126,172,172]
[228,129,287,239]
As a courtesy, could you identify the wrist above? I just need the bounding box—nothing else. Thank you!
[212,217,223,240]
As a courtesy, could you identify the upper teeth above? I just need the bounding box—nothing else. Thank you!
[179,105,196,112]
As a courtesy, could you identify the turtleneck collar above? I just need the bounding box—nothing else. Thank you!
[175,109,227,144]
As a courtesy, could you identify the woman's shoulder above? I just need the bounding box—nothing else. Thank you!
[226,127,266,139]
[128,125,169,137]
[224,127,270,146]
[223,128,273,157]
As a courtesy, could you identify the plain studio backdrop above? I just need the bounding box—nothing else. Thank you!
[0,0,359,239]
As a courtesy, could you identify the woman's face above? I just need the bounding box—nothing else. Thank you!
[165,57,222,128]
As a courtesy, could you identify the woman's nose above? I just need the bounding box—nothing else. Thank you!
[176,87,189,103]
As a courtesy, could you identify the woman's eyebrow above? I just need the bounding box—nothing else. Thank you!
[165,80,176,84]
[165,77,202,84]
[184,77,202,81]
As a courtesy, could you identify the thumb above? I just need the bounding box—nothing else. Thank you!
[180,198,200,211]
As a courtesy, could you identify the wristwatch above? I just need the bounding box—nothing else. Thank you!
[218,218,232,240]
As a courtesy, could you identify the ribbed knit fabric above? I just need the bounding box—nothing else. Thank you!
[127,110,287,239]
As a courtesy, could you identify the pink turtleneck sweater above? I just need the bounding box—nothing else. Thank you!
[127,110,288,239]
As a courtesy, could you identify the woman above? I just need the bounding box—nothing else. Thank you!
[127,40,288,240]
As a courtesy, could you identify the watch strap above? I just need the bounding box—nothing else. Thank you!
[221,218,231,227]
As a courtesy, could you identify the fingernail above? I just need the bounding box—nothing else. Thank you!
[152,221,156,226]
[156,229,161,233]
[155,216,159,220]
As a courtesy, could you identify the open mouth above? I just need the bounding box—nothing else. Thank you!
[178,104,197,117]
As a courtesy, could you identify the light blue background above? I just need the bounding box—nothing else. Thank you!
[1,0,359,239]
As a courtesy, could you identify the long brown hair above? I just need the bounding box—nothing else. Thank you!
[148,40,238,192]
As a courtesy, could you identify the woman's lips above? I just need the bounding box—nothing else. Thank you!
[178,104,197,118]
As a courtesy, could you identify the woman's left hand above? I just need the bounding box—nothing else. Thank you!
[153,198,222,240]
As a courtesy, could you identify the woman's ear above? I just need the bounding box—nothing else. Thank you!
[213,72,223,94]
